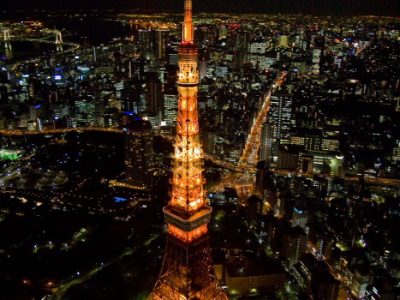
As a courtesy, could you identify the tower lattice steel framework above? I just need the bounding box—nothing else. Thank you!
[148,0,228,299]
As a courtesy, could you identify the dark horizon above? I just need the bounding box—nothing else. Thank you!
[1,0,400,16]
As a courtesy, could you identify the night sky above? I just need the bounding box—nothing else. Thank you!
[1,0,399,15]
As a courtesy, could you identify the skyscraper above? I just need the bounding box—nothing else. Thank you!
[149,1,227,299]
[282,226,307,269]
[269,93,293,141]
[155,29,169,61]
[123,116,154,185]
[145,72,163,116]
[268,93,293,162]
[260,121,273,165]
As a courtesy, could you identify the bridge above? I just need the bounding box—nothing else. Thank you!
[3,29,11,49]
[13,30,68,51]
[2,27,80,67]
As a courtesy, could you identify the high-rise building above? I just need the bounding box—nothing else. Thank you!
[350,266,373,299]
[138,29,153,59]
[277,144,300,170]
[269,93,293,142]
[163,89,178,128]
[145,72,163,116]
[293,253,340,300]
[123,116,154,185]
[312,48,322,75]
[129,58,146,81]
[155,30,169,61]
[121,80,142,114]
[249,40,267,54]
[282,226,307,268]
[233,30,249,68]
[291,206,309,230]
[392,140,400,163]
[199,57,207,80]
[149,1,227,299]
[278,35,289,48]
[217,25,228,40]
[74,97,96,126]
[268,93,293,163]
[259,121,273,165]
[162,66,179,128]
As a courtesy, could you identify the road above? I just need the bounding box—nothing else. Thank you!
[209,72,288,202]
[239,72,287,168]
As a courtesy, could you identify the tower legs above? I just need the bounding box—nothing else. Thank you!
[149,235,227,300]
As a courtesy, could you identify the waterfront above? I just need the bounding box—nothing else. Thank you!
[0,16,133,62]
[0,41,59,62]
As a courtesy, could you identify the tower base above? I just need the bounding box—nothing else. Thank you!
[149,235,227,300]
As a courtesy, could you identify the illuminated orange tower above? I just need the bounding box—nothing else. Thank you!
[149,0,228,299]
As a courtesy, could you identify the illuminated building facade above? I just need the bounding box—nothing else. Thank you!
[163,91,178,128]
[155,29,169,61]
[260,121,273,165]
[149,1,227,299]
[269,94,293,142]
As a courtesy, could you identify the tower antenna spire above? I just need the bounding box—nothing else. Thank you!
[183,0,194,43]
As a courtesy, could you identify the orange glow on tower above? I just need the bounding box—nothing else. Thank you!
[166,0,209,242]
[149,1,228,299]
[183,0,194,43]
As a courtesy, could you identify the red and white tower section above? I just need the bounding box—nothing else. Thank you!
[149,0,228,299]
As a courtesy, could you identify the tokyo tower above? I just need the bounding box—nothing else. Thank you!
[148,0,228,299]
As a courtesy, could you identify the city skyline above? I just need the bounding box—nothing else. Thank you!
[0,0,399,15]
[0,0,400,299]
